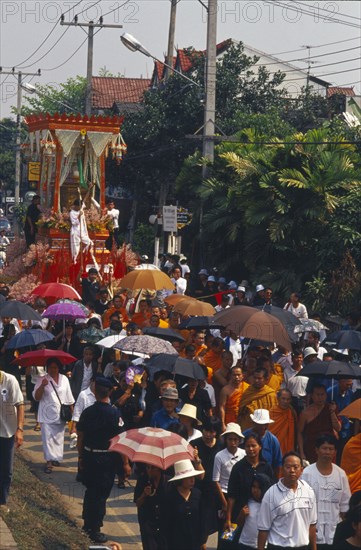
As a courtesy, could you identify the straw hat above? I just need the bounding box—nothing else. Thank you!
[178,404,202,425]
[221,422,244,440]
[250,409,274,424]
[168,459,203,482]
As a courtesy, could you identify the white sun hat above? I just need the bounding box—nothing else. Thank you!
[250,409,274,424]
[178,403,202,425]
[168,459,204,482]
[220,422,244,440]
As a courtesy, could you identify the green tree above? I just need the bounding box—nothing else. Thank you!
[21,76,87,115]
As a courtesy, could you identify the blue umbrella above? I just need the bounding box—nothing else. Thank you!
[7,328,55,349]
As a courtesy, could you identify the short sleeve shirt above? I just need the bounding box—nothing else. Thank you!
[0,372,23,438]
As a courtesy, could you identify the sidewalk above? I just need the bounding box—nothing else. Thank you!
[0,516,18,549]
[20,413,141,549]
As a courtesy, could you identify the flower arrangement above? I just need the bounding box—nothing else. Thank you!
[9,274,40,302]
[37,206,113,233]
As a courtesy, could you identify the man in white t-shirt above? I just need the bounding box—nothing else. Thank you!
[106,200,120,249]
[258,451,317,550]
[170,266,187,295]
[302,434,350,548]
[0,371,24,507]
[284,292,308,319]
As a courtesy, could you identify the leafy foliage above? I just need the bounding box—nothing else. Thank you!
[21,76,86,116]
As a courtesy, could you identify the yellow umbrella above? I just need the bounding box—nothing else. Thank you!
[164,294,189,306]
[173,296,215,316]
[120,269,174,290]
[339,398,361,420]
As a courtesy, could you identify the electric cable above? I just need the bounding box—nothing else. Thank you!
[271,36,361,56]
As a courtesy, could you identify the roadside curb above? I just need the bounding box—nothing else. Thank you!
[0,516,18,549]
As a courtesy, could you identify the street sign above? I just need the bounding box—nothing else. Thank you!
[162,206,177,232]
[28,162,41,182]
[177,207,192,229]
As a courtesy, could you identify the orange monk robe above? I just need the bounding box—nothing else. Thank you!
[225,382,250,425]
[269,404,297,456]
[159,319,169,328]
[102,307,129,328]
[203,349,223,375]
[131,311,151,328]
[268,374,282,392]
[341,432,361,494]
[238,385,278,430]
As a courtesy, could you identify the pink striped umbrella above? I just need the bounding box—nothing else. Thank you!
[108,427,194,469]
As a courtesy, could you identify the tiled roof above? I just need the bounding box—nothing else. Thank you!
[92,77,151,109]
[327,86,355,98]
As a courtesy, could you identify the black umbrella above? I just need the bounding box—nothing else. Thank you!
[296,360,361,380]
[255,305,300,343]
[147,354,206,380]
[143,327,185,343]
[324,330,361,350]
[0,300,42,321]
[185,316,225,330]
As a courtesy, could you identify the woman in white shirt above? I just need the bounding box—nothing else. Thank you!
[178,403,203,442]
[33,358,74,474]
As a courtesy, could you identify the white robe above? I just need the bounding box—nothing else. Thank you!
[69,205,93,262]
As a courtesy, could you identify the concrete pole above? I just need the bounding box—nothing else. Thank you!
[199,0,217,265]
[164,0,178,81]
[85,21,94,116]
[15,71,23,208]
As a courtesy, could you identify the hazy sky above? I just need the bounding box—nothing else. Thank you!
[1,1,360,118]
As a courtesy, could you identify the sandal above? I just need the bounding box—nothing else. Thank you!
[51,461,60,467]
[44,465,53,474]
[34,424,41,431]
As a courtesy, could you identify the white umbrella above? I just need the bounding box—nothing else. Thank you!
[96,333,126,348]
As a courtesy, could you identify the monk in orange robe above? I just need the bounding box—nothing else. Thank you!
[219,366,249,431]
[269,388,297,456]
[102,294,129,328]
[203,337,225,375]
[131,299,151,328]
[341,432,361,493]
[237,367,277,430]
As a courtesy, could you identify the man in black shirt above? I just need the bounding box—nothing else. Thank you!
[24,195,41,247]
[81,268,100,305]
[77,376,130,543]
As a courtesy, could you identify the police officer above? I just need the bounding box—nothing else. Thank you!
[77,376,131,543]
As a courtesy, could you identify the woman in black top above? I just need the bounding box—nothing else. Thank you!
[225,432,275,529]
[333,505,361,550]
[134,464,169,550]
[191,417,223,546]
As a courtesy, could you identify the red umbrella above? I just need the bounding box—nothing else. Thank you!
[108,427,195,469]
[32,283,81,301]
[13,349,77,367]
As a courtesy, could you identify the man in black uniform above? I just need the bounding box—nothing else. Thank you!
[77,376,131,543]
[24,194,41,247]
[81,267,100,305]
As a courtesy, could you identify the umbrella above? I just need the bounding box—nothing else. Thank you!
[57,299,89,316]
[14,349,77,367]
[147,354,206,380]
[113,335,178,356]
[143,327,185,342]
[77,326,105,344]
[133,264,160,270]
[255,305,300,343]
[120,269,174,290]
[296,360,361,380]
[324,330,361,350]
[108,427,194,469]
[339,398,361,420]
[185,316,225,330]
[7,328,54,349]
[213,305,292,351]
[173,297,215,316]
[164,294,189,306]
[43,302,87,321]
[0,294,6,303]
[96,334,126,348]
[32,282,81,301]
[294,318,329,334]
[0,300,42,321]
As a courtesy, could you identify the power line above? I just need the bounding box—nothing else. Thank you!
[100,0,131,19]
[41,35,89,72]
[261,46,361,67]
[1,0,84,69]
[265,56,361,75]
[75,0,103,19]
[294,1,361,21]
[265,0,361,28]
[17,27,71,70]
[281,66,361,83]
[271,36,361,57]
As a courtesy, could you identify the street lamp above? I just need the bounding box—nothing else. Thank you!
[22,82,77,113]
[120,33,201,88]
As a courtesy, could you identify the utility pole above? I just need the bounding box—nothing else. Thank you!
[199,0,217,265]
[0,68,41,209]
[60,18,123,116]
[164,0,178,81]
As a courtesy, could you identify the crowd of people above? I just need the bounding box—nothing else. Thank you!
[0,260,360,549]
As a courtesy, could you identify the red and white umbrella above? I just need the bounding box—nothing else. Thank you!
[32,282,81,301]
[108,427,194,470]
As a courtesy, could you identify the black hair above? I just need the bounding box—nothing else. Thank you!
[45,357,63,371]
[251,473,273,499]
[244,431,263,447]
[346,504,361,528]
[308,330,320,340]
[167,422,188,441]
[282,450,302,466]
[153,370,170,382]
[349,491,361,510]
[253,366,268,379]
[73,199,81,207]
[87,317,101,328]
[109,320,123,332]
[95,384,111,399]
[311,383,327,393]
[315,434,338,448]
[202,416,222,438]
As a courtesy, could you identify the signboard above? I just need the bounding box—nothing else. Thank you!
[162,206,177,232]
[177,207,192,229]
[28,162,41,182]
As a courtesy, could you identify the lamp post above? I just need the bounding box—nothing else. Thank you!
[22,82,77,113]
